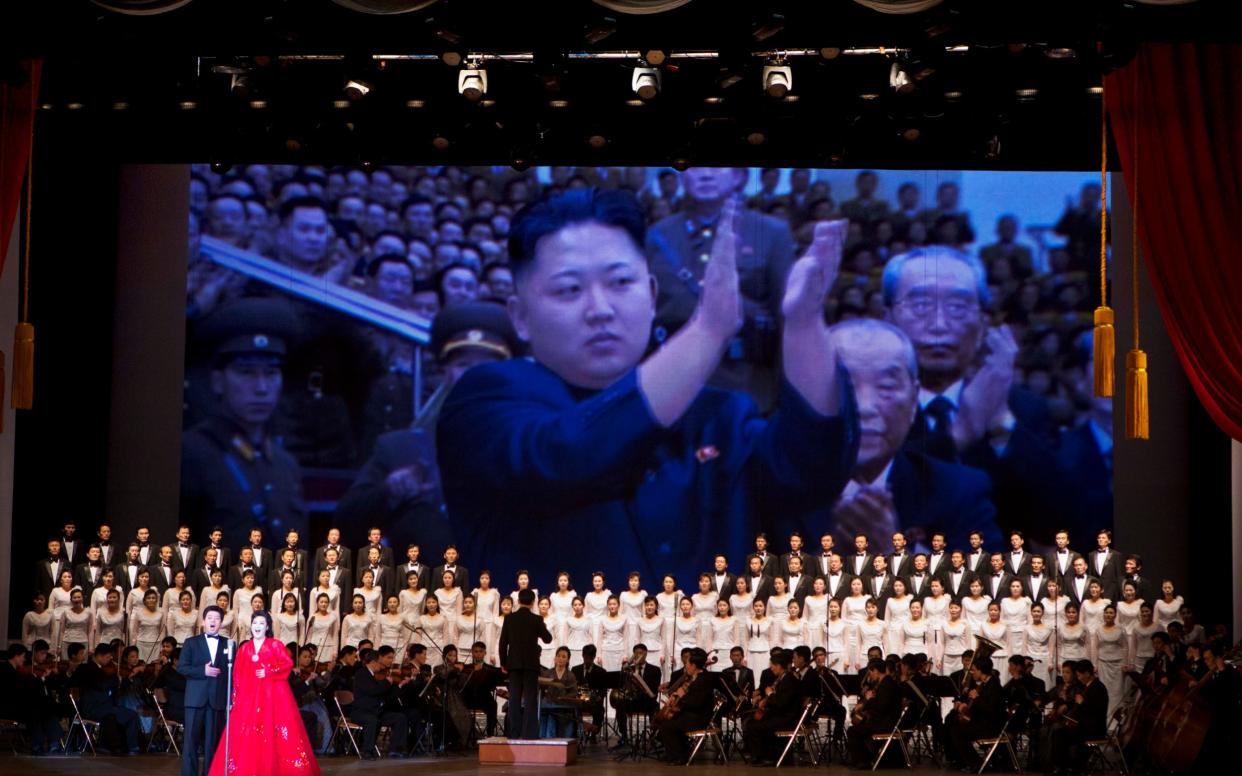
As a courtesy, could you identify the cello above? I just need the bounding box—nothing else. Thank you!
[653,655,716,725]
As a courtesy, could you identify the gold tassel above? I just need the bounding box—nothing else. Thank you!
[1093,306,1115,397]
[1126,348,1149,439]
[10,323,33,409]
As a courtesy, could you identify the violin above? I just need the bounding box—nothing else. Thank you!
[654,655,717,725]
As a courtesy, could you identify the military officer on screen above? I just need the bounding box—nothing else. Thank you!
[181,297,307,548]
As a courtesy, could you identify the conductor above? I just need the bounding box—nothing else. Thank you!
[498,588,553,739]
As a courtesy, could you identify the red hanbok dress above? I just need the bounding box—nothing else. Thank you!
[208,637,321,775]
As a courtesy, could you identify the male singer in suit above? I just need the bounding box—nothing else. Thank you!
[499,588,552,739]
[822,553,853,601]
[433,545,471,592]
[1006,531,1035,577]
[965,531,989,575]
[927,532,950,578]
[170,525,200,575]
[983,552,1019,600]
[1065,557,1098,608]
[34,539,65,598]
[1087,530,1123,600]
[710,554,737,600]
[943,550,976,600]
[314,527,352,576]
[780,533,808,581]
[784,555,814,605]
[1046,529,1082,583]
[177,605,232,776]
[1023,555,1051,605]
[813,533,837,577]
[848,534,876,580]
[888,531,915,580]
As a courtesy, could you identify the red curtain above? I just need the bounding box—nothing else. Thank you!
[1106,44,1242,442]
[0,60,41,277]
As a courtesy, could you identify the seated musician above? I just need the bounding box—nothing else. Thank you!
[743,650,806,766]
[611,643,661,749]
[539,646,579,738]
[1006,656,1047,768]
[398,644,431,745]
[291,644,333,754]
[720,646,755,714]
[1141,631,1178,691]
[810,647,847,739]
[945,655,1005,771]
[460,641,501,737]
[664,647,694,691]
[756,647,783,694]
[433,645,470,746]
[1048,659,1108,776]
[847,659,903,767]
[572,644,606,742]
[656,648,717,765]
[351,648,409,760]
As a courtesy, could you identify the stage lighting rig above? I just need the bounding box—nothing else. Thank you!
[632,66,661,100]
[762,62,792,98]
[457,66,488,101]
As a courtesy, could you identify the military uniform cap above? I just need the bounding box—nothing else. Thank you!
[429,301,519,363]
[200,296,300,363]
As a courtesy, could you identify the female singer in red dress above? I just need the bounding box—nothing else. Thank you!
[209,610,321,776]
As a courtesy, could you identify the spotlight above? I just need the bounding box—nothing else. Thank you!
[1044,47,1077,60]
[1086,85,1104,96]
[431,133,451,150]
[587,133,607,149]
[344,79,372,101]
[405,99,426,109]
[111,101,130,111]
[458,68,488,102]
[632,67,661,100]
[762,64,792,99]
[1015,88,1039,100]
[333,99,351,109]
[900,127,921,142]
[248,99,268,110]
[178,100,198,110]
[549,99,570,108]
[746,130,766,146]
[820,46,843,60]
[889,62,913,94]
[65,101,84,111]
[671,152,691,172]
[441,51,463,67]
[644,49,667,67]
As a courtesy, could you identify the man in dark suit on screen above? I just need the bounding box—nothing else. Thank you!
[787,320,1001,552]
[498,588,552,739]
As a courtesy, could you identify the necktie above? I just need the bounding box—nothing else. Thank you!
[924,396,957,459]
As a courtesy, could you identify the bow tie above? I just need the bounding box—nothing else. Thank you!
[90,562,101,567]
[179,542,190,548]
[994,572,1003,577]
[206,634,220,640]
[1012,551,1022,555]
[161,562,170,567]
[99,541,111,547]
[138,542,149,548]
[327,566,337,571]
[913,573,924,578]
[251,546,263,552]
[1075,575,1086,580]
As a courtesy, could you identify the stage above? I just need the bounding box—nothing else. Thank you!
[2,751,972,775]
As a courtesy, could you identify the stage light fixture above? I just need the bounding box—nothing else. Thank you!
[66,102,85,111]
[1086,85,1104,95]
[230,73,255,99]
[746,130,766,146]
[1015,88,1039,100]
[820,47,843,60]
[178,100,198,110]
[249,99,268,109]
[900,127,921,141]
[632,67,661,100]
[1044,47,1077,60]
[549,99,570,108]
[644,49,667,66]
[333,99,351,109]
[344,79,373,101]
[458,68,488,102]
[762,64,792,99]
[405,99,427,108]
[441,51,463,67]
[111,101,130,110]
[889,62,913,94]
[587,133,608,149]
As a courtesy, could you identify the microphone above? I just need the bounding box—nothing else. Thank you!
[225,639,234,663]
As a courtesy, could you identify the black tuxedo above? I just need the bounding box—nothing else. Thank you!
[753,550,781,578]
[904,572,933,600]
[171,542,200,575]
[613,661,662,733]
[888,553,914,581]
[200,544,231,574]
[59,538,86,567]
[866,573,895,606]
[115,560,146,593]
[926,551,950,579]
[721,664,756,699]
[354,544,395,573]
[397,561,433,593]
[356,564,394,599]
[1065,575,1100,608]
[134,542,156,567]
[964,549,989,576]
[1087,549,1123,600]
[1005,549,1034,577]
[745,671,805,762]
[822,572,853,601]
[432,564,470,592]
[96,541,118,568]
[314,543,352,575]
[227,563,259,592]
[499,607,553,739]
[710,572,738,600]
[1121,574,1155,605]
[177,631,232,774]
[1023,574,1050,604]
[1046,549,1083,582]
[241,545,274,573]
[74,562,107,598]
[150,562,176,593]
[779,551,808,580]
[948,675,1005,768]
[983,569,1019,601]
[572,662,607,729]
[812,553,836,578]
[190,567,220,595]
[33,557,66,598]
[942,566,976,601]
[1051,677,1109,769]
[785,574,814,605]
[848,552,876,580]
[747,574,775,602]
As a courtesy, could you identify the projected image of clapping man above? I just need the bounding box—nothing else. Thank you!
[437,188,860,587]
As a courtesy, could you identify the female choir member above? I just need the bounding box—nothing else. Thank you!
[896,600,931,656]
[22,593,54,649]
[473,570,501,626]
[594,595,630,671]
[342,594,379,651]
[94,589,127,647]
[980,602,1012,682]
[583,573,612,622]
[635,597,670,680]
[766,577,792,626]
[729,576,755,629]
[547,572,577,622]
[673,597,702,662]
[1116,581,1144,633]
[376,595,407,653]
[167,590,200,643]
[691,573,718,624]
[803,577,829,650]
[1024,603,1054,687]
[163,570,191,613]
[562,596,594,669]
[306,593,340,663]
[128,588,166,663]
[273,593,305,644]
[744,599,774,671]
[1041,579,1068,629]
[618,572,647,623]
[398,571,427,619]
[824,599,851,673]
[1091,604,1127,718]
[854,598,886,669]
[1080,580,1111,634]
[938,601,971,676]
[1153,579,1184,630]
[961,578,991,630]
[842,577,868,625]
[354,569,383,617]
[1056,604,1089,665]
[49,570,77,616]
[270,570,301,614]
[1000,579,1032,655]
[537,597,559,669]
[708,599,744,660]
[656,575,683,621]
[90,570,121,618]
[199,568,230,613]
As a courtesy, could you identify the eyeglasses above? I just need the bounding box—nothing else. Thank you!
[893,295,980,321]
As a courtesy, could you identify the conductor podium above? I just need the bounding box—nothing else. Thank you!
[478,737,578,766]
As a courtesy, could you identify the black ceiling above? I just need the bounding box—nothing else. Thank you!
[6,0,1236,169]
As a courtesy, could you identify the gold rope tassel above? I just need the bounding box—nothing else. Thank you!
[1124,65,1148,439]
[1093,307,1115,397]
[1093,81,1114,397]
[1126,349,1149,439]
[11,91,35,411]
[10,323,33,410]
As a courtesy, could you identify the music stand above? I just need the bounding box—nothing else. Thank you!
[596,671,627,747]
[836,673,864,697]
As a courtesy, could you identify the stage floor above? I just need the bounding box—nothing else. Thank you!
[1,750,974,775]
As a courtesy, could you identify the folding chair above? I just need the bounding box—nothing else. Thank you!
[974,704,1023,774]
[775,697,822,768]
[1084,706,1130,776]
[330,690,365,758]
[871,701,914,771]
[65,688,100,756]
[146,688,182,755]
[685,695,728,765]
